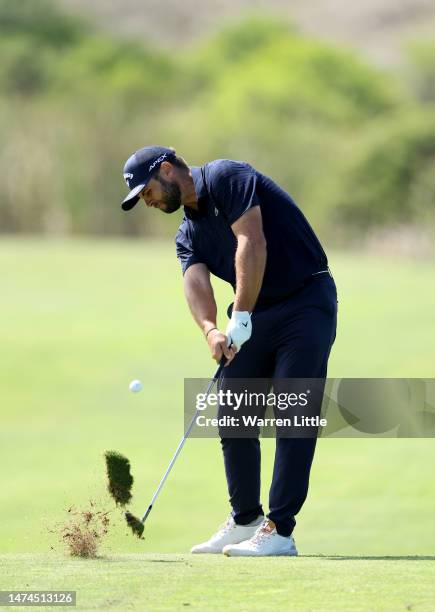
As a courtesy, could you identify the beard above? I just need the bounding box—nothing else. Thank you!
[156,176,182,214]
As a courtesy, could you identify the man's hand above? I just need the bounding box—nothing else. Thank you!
[225,311,252,351]
[206,328,237,366]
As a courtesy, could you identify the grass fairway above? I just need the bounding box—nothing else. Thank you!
[1,238,435,610]
[1,554,434,611]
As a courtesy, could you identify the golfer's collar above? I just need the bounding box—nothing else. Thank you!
[186,166,207,219]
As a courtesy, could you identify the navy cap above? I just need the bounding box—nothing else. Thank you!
[121,146,175,211]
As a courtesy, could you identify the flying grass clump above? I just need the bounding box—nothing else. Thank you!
[59,502,110,558]
[105,450,147,539]
[104,450,134,506]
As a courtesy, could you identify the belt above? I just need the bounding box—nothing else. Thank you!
[281,267,333,298]
[311,267,332,278]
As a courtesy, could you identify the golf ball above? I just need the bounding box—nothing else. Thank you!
[129,379,143,393]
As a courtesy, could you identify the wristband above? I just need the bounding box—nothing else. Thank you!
[205,327,218,339]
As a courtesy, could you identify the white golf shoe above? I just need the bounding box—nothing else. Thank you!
[190,515,264,554]
[222,519,298,557]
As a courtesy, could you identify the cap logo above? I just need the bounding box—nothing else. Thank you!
[124,172,133,187]
[149,153,167,172]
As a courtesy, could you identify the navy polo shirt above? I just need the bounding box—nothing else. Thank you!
[175,160,328,308]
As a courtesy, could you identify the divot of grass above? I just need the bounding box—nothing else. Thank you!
[104,450,134,507]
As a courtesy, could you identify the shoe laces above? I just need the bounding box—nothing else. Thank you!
[217,516,235,535]
[251,520,275,545]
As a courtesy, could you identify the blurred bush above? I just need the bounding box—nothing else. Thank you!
[0,1,433,241]
[335,111,435,228]
[0,0,85,48]
[406,40,435,104]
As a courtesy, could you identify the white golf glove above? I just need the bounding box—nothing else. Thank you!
[226,311,252,351]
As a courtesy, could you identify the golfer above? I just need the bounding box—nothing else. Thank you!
[121,146,338,557]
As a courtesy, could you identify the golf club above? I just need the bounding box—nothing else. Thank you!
[125,358,226,538]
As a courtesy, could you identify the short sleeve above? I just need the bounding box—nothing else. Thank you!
[175,224,203,275]
[208,160,260,226]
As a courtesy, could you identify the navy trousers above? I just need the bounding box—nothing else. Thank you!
[219,273,338,537]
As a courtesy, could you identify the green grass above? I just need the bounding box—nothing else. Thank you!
[1,553,434,611]
[1,238,435,610]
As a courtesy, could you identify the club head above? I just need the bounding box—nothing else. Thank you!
[125,511,145,539]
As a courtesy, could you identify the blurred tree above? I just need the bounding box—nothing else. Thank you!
[0,0,86,48]
[0,2,433,241]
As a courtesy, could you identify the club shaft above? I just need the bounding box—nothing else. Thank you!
[141,361,224,523]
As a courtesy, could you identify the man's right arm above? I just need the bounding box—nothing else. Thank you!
[183,263,236,364]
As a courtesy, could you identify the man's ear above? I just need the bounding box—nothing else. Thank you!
[159,161,173,179]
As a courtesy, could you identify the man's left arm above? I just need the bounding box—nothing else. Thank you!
[232,206,267,312]
[209,160,267,350]
[225,206,267,351]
